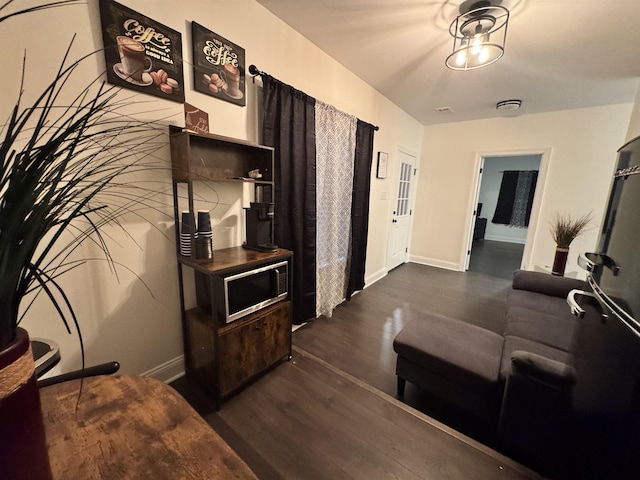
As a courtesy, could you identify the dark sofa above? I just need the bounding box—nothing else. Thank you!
[393,270,585,474]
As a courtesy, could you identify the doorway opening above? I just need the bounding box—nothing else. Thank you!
[467,154,542,280]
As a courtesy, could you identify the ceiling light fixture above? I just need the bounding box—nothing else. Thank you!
[446,1,509,71]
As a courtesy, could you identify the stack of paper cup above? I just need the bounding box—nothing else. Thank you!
[180,211,196,257]
[196,210,213,259]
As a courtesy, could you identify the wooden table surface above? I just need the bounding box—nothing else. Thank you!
[39,374,257,479]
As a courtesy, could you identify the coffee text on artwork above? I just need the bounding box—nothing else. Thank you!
[203,40,239,67]
[123,19,171,52]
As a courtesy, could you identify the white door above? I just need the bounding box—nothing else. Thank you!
[464,158,485,270]
[387,150,416,271]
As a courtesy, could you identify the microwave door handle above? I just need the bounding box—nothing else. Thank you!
[274,269,284,296]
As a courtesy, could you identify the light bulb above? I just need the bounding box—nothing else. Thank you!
[455,50,467,66]
[470,35,483,55]
[478,46,490,63]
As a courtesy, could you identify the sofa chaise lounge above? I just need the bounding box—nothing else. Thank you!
[393,270,586,475]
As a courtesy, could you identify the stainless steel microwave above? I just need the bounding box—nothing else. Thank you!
[222,260,288,323]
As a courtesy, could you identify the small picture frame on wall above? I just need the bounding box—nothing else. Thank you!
[377,152,388,179]
[184,103,209,134]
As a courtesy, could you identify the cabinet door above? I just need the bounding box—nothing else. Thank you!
[219,301,291,396]
[184,308,217,394]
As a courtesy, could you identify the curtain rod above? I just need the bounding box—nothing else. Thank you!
[248,64,380,131]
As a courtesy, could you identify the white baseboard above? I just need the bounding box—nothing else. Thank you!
[365,267,387,287]
[409,255,462,272]
[483,235,526,245]
[142,355,185,384]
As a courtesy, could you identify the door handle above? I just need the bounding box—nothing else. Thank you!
[567,289,609,321]
[578,252,620,275]
[567,289,589,318]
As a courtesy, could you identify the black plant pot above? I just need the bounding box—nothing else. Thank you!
[552,247,570,276]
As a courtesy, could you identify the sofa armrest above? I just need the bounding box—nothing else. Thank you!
[512,269,585,298]
[498,351,577,474]
[510,351,576,390]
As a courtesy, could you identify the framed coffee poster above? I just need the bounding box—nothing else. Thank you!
[192,22,246,106]
[98,0,185,103]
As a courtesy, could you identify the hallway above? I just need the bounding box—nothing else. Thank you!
[468,239,525,280]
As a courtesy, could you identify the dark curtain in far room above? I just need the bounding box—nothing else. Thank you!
[261,74,317,324]
[492,170,538,227]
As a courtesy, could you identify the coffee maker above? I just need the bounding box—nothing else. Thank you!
[244,202,277,252]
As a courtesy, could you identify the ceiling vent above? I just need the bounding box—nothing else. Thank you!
[435,106,455,114]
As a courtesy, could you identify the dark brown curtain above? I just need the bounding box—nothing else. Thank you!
[261,74,317,324]
[492,170,519,224]
[346,120,375,299]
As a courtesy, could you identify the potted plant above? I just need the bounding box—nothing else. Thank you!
[549,212,593,276]
[1,2,165,477]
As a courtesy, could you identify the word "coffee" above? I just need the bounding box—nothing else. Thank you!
[124,19,170,51]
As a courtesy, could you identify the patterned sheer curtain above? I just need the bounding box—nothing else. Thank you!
[511,170,537,226]
[315,101,357,317]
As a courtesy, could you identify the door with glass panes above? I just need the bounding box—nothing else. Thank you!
[387,149,416,271]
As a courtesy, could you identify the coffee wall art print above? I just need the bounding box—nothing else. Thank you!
[99,0,185,103]
[192,22,246,107]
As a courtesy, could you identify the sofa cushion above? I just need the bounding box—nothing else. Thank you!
[507,288,573,318]
[512,270,585,298]
[505,305,578,352]
[393,313,504,396]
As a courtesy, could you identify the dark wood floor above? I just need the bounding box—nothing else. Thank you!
[468,239,525,280]
[175,347,541,480]
[172,263,547,479]
[291,263,512,439]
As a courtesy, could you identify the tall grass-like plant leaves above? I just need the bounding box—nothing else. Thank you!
[0,0,80,24]
[549,212,593,249]
[0,39,169,349]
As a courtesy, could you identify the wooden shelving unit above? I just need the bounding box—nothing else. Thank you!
[169,127,291,408]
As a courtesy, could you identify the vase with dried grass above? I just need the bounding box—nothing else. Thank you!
[549,212,592,276]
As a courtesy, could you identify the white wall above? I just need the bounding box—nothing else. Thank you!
[411,104,633,275]
[2,0,423,378]
[478,155,541,244]
[626,84,640,141]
